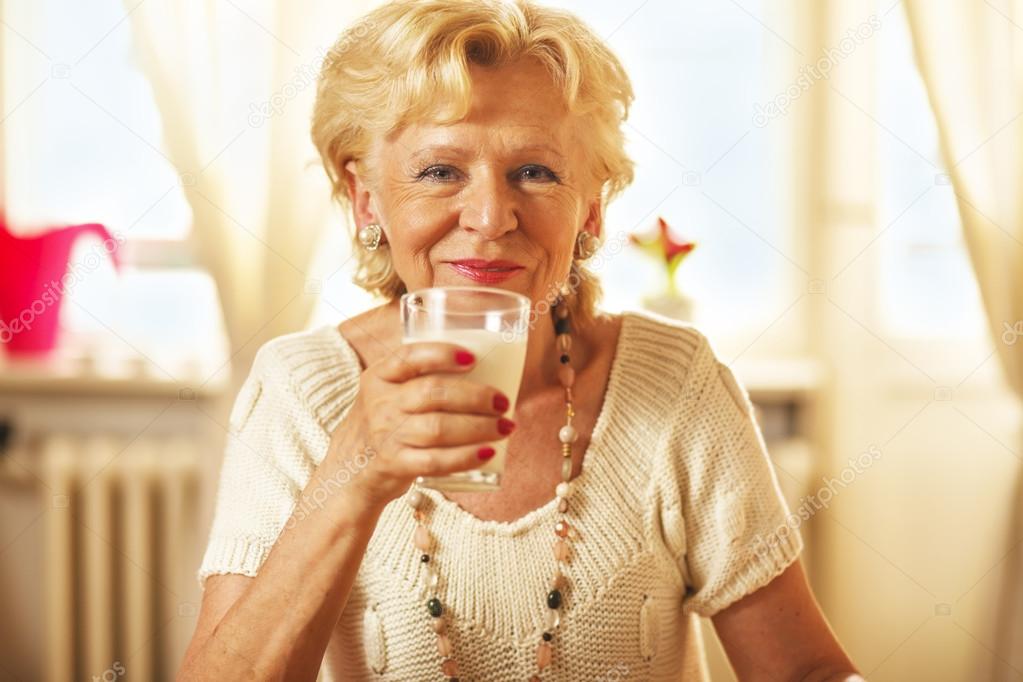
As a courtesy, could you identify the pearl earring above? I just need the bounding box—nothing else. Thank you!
[358,223,383,251]
[574,231,600,260]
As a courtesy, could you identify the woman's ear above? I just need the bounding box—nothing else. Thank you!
[344,159,381,228]
[581,193,603,242]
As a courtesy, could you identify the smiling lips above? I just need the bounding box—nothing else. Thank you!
[446,259,524,284]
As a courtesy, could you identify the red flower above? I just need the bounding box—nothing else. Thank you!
[629,216,697,268]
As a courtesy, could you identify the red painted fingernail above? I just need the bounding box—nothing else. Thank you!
[497,417,516,435]
[455,350,475,365]
[477,446,495,461]
[493,393,509,411]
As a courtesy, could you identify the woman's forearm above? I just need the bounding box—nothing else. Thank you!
[179,437,387,681]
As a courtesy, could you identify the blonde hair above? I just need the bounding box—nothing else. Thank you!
[311,0,635,327]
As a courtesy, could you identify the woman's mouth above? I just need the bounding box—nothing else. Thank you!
[445,259,525,284]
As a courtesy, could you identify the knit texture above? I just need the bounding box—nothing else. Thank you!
[198,309,803,681]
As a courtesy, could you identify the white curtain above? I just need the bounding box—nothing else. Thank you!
[904,0,1023,669]
[125,0,377,365]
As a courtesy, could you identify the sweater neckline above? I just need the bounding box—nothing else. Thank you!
[412,310,634,537]
[316,310,635,537]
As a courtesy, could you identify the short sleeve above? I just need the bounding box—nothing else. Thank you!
[196,341,319,590]
[677,340,803,617]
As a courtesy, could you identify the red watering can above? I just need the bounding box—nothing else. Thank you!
[0,216,121,355]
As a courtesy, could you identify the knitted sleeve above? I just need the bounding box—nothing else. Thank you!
[676,338,803,617]
[196,339,321,590]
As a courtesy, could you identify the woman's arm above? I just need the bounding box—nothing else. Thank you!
[177,439,389,682]
[711,559,864,682]
[178,341,513,680]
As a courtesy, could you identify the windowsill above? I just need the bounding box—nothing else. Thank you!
[0,348,227,398]
[0,267,230,399]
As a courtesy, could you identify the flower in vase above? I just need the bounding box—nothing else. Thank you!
[628,216,696,297]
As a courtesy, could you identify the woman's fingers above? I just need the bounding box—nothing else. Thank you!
[395,412,515,448]
[398,374,510,416]
[345,339,516,505]
[389,443,502,480]
[374,341,477,384]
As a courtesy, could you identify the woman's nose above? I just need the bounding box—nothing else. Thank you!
[458,172,517,238]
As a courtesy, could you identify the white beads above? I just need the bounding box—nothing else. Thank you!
[410,305,584,680]
[560,458,573,481]
[558,425,578,444]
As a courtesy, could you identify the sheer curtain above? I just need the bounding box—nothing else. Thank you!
[904,0,1023,667]
[124,0,376,365]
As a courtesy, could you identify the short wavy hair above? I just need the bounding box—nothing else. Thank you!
[311,0,635,326]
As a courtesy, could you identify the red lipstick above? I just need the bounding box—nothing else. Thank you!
[446,259,524,284]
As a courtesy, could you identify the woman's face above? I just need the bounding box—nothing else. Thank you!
[348,57,602,305]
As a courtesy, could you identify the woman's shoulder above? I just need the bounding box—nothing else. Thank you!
[240,323,364,433]
[250,323,359,381]
[611,308,715,382]
[617,307,707,342]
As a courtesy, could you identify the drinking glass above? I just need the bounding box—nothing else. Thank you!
[400,286,531,491]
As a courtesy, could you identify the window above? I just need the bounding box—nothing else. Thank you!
[527,1,792,334]
[875,1,985,339]
[2,0,222,365]
[3,0,191,240]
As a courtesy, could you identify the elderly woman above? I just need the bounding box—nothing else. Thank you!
[180,1,861,680]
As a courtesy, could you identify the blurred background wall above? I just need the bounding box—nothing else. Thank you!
[1,0,1021,680]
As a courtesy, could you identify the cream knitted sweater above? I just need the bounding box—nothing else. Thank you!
[198,309,803,681]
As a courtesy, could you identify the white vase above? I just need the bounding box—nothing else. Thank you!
[641,290,695,322]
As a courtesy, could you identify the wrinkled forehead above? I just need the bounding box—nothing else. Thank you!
[388,122,571,163]
[378,58,583,162]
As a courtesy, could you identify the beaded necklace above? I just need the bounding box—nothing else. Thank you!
[404,296,579,681]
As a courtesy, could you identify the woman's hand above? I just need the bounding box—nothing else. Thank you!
[329,342,515,509]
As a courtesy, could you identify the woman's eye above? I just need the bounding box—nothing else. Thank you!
[516,165,560,183]
[417,165,459,182]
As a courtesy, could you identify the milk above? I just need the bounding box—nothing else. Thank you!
[402,326,528,489]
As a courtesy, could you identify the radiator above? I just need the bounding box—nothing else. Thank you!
[40,433,199,682]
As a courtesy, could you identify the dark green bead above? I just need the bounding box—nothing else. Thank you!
[542,631,553,641]
[427,597,443,617]
[546,589,562,609]
[554,317,570,335]
[559,354,570,364]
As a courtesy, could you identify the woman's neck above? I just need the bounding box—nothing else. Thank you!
[518,308,596,399]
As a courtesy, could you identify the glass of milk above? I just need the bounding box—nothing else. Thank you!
[400,286,531,492]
